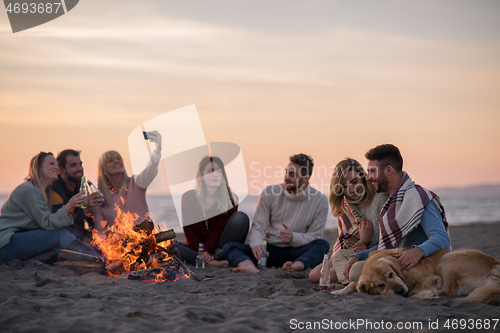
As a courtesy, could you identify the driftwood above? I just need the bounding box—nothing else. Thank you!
[54,261,106,276]
[55,250,104,275]
[59,249,103,262]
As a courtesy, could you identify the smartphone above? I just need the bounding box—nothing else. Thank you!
[142,131,149,140]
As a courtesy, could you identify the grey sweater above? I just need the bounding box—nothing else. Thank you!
[0,182,74,248]
[249,183,329,248]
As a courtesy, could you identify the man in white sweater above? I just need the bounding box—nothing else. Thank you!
[223,154,329,273]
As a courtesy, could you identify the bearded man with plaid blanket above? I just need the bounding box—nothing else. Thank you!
[344,144,451,282]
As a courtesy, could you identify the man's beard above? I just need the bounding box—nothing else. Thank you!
[284,182,296,192]
[284,179,303,193]
[375,175,389,193]
[67,174,82,184]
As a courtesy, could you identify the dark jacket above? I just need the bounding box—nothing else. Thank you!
[51,175,92,237]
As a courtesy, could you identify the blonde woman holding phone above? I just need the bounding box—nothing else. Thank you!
[94,131,162,231]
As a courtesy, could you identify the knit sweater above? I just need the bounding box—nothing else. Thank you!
[0,182,74,248]
[248,183,329,249]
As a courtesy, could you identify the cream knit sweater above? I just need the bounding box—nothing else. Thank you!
[249,183,329,248]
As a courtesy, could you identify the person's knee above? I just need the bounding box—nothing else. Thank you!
[222,241,245,254]
[309,265,320,282]
[228,211,249,227]
[311,239,330,253]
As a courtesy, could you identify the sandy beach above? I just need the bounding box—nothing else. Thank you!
[1,223,499,333]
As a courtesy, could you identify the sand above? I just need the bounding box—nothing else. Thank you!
[1,223,499,333]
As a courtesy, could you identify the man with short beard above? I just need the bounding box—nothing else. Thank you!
[52,150,102,240]
[223,154,329,273]
[343,144,451,282]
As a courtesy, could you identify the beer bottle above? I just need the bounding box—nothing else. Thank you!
[79,176,88,209]
[87,180,108,207]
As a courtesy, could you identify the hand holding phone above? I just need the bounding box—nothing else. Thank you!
[143,130,162,153]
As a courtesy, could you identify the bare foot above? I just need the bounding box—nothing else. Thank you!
[206,260,229,268]
[282,261,305,272]
[282,261,294,272]
[232,260,259,274]
[232,266,259,274]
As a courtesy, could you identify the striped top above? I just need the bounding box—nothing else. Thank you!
[249,183,329,248]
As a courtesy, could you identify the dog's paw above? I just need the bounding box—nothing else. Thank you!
[331,289,346,296]
[331,282,357,295]
[413,289,439,300]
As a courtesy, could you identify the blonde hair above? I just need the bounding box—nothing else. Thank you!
[26,152,53,209]
[97,150,130,204]
[194,155,236,215]
[329,158,374,217]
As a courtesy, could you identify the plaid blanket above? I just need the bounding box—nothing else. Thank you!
[378,173,448,249]
[333,197,363,253]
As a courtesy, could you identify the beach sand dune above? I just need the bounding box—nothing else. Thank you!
[1,223,499,333]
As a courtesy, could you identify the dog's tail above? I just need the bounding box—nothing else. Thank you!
[463,283,500,304]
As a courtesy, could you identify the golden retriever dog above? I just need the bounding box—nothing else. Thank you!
[332,248,500,304]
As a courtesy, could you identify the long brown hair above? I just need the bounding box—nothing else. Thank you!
[97,150,130,204]
[194,155,236,214]
[329,158,374,217]
[26,152,54,209]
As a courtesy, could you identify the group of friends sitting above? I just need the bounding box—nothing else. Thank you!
[0,139,450,288]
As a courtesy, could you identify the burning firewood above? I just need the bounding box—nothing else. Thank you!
[153,230,176,243]
[104,230,177,276]
[128,267,171,281]
[91,208,195,283]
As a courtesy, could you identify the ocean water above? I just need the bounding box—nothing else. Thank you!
[1,193,499,234]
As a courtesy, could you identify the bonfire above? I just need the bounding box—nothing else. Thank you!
[81,206,195,283]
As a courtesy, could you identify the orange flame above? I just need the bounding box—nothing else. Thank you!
[91,205,186,282]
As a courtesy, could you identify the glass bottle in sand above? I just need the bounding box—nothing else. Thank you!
[257,240,267,268]
[196,243,205,269]
[319,254,330,290]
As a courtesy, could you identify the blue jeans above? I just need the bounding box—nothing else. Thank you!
[0,229,76,265]
[222,239,329,269]
[177,211,249,265]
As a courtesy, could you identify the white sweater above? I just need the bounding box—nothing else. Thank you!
[249,183,329,248]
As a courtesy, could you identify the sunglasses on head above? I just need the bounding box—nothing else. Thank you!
[106,156,123,163]
[37,151,52,163]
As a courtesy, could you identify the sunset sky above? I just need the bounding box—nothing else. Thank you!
[1,1,499,195]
